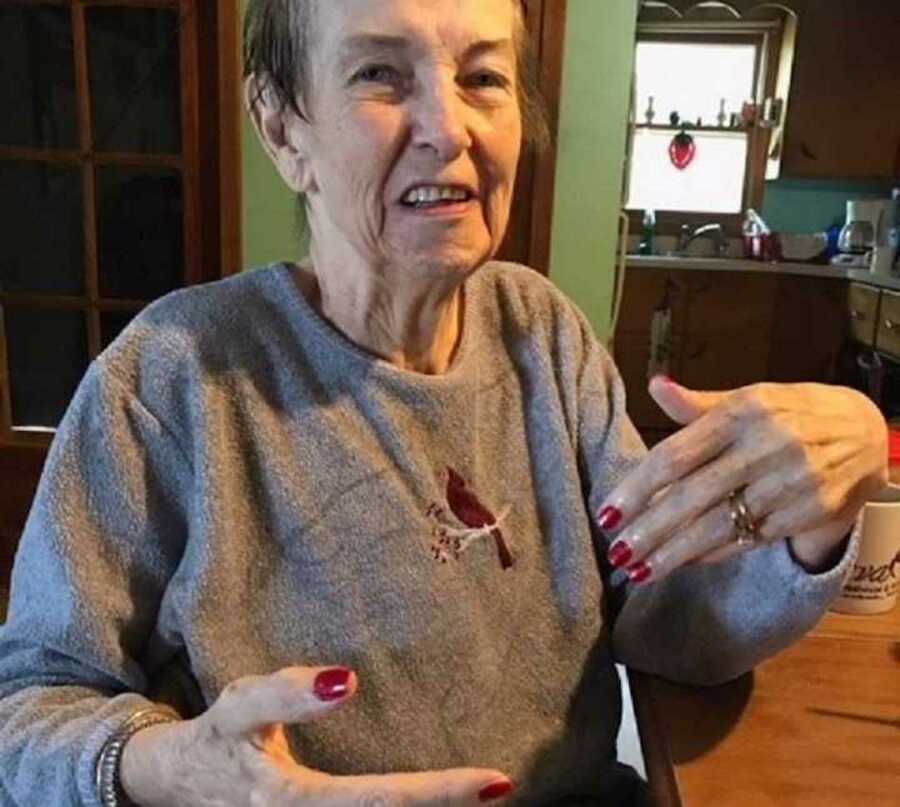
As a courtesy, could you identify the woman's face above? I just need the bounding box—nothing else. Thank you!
[298,0,523,277]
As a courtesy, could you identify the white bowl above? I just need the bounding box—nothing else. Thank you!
[779,232,828,262]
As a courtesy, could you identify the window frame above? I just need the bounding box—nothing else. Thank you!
[0,0,241,447]
[626,21,783,237]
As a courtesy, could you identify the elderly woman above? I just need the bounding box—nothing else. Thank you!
[0,0,887,805]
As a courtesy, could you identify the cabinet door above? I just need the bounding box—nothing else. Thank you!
[847,283,880,346]
[876,290,900,360]
[768,275,847,382]
[781,0,900,179]
[679,271,777,336]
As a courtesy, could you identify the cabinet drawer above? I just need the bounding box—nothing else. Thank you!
[876,289,900,358]
[848,283,880,346]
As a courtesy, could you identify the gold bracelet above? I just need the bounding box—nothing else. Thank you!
[95,706,180,807]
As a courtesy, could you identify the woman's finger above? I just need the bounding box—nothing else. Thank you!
[324,769,515,807]
[626,479,777,582]
[691,541,751,567]
[606,441,770,568]
[596,391,764,533]
[625,497,742,582]
[206,666,357,739]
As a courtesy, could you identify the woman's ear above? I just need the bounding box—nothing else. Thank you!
[243,76,317,194]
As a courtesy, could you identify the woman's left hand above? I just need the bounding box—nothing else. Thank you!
[598,377,888,584]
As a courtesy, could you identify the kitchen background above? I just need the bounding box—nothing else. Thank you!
[1,0,899,587]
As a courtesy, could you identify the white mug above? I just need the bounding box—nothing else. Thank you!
[832,484,900,615]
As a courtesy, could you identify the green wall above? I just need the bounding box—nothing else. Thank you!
[549,0,637,342]
[240,0,307,269]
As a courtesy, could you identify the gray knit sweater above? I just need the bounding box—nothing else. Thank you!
[0,262,852,806]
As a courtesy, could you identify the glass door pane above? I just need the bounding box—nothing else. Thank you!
[3,307,89,428]
[0,161,85,295]
[87,6,182,154]
[0,4,78,149]
[96,167,184,298]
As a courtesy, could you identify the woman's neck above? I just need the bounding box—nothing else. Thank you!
[292,255,465,375]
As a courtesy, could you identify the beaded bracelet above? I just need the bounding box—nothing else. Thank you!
[94,706,180,807]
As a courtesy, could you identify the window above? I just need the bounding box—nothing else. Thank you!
[0,0,240,446]
[625,2,795,233]
[628,40,756,214]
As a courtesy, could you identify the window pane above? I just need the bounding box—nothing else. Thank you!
[627,130,748,213]
[100,309,138,349]
[87,7,181,154]
[635,42,756,125]
[0,5,78,149]
[96,167,184,299]
[4,307,88,428]
[0,161,85,294]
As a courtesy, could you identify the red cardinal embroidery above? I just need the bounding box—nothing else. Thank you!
[425,467,514,569]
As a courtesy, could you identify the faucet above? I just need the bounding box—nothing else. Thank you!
[676,223,729,257]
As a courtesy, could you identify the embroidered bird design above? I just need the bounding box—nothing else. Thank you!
[425,467,514,569]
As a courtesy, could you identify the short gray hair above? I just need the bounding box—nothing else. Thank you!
[243,0,549,151]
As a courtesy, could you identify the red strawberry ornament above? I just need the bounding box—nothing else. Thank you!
[669,130,696,170]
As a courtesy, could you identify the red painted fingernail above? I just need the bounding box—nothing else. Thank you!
[314,667,352,701]
[626,561,652,584]
[479,780,515,802]
[596,506,623,531]
[607,540,633,568]
[653,374,676,385]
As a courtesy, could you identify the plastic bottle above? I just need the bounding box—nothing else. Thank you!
[742,209,763,259]
[639,209,656,255]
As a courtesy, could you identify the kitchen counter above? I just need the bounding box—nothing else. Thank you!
[629,603,900,806]
[626,255,900,293]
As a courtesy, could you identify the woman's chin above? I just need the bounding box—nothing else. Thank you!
[386,234,495,278]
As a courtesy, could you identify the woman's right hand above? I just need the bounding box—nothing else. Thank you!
[121,665,514,806]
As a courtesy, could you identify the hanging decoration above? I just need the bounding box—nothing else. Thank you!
[669,129,696,170]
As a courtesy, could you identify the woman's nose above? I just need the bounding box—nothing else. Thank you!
[412,78,472,161]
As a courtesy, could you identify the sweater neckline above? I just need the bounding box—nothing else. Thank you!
[273,261,483,386]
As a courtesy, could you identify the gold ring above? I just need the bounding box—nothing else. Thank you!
[728,488,761,546]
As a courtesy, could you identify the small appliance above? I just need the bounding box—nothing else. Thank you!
[832,198,897,271]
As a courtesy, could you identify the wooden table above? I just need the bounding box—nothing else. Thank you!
[629,604,900,807]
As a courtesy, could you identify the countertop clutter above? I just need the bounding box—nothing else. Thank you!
[626,254,900,294]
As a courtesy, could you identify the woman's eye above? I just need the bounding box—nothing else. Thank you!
[465,71,509,90]
[352,64,400,84]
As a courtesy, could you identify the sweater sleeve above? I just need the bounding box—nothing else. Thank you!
[0,360,191,805]
[576,338,857,686]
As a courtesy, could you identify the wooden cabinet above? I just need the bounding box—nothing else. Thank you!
[875,289,900,359]
[781,0,900,179]
[847,283,881,346]
[614,268,848,445]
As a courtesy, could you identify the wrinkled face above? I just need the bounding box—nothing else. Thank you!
[300,0,523,277]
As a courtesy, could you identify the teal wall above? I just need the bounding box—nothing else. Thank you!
[549,0,638,342]
[763,178,897,234]
[240,0,307,268]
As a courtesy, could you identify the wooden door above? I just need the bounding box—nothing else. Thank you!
[0,0,240,600]
[496,0,568,275]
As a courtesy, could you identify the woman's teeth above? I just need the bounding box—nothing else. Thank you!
[402,186,471,207]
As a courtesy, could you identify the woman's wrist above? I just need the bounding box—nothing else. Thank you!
[98,709,180,807]
[120,721,183,807]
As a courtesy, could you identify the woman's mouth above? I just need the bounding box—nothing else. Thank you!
[400,184,476,210]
